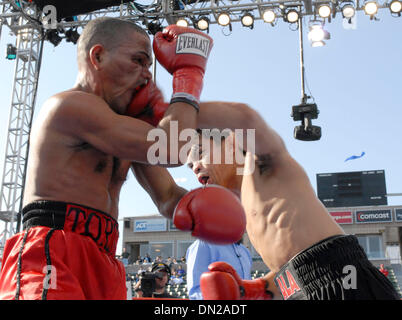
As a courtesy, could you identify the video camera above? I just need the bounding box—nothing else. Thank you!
[139,268,170,297]
[139,271,158,298]
[291,103,322,141]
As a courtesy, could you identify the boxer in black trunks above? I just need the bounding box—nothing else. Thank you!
[184,126,400,300]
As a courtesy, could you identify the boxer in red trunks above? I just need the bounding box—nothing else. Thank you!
[1,202,123,299]
[0,18,246,300]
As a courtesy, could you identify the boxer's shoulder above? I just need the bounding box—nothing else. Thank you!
[44,90,108,114]
[39,90,111,134]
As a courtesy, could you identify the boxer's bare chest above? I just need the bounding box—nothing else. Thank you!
[74,142,130,188]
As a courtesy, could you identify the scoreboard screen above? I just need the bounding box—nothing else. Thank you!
[316,170,387,208]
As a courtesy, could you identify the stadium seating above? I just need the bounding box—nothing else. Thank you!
[166,278,189,299]
[251,270,267,280]
[386,266,402,299]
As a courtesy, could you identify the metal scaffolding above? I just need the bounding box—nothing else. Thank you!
[0,0,395,256]
[0,1,43,256]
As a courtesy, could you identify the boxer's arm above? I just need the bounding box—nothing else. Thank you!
[261,271,282,300]
[131,162,187,219]
[198,101,286,157]
[51,91,195,166]
[156,101,198,159]
[133,164,247,245]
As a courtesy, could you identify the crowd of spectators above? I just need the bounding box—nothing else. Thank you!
[170,264,186,285]
[123,253,187,289]
[134,255,186,266]
[117,251,186,267]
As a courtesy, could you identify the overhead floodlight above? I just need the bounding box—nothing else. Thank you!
[318,4,332,18]
[390,0,402,14]
[65,28,80,44]
[308,22,330,47]
[241,12,254,28]
[308,25,325,42]
[342,3,356,18]
[176,18,189,27]
[363,1,379,16]
[147,21,163,35]
[6,44,16,60]
[311,40,325,48]
[45,30,62,47]
[196,16,210,31]
[262,9,276,23]
[286,9,299,23]
[217,12,231,26]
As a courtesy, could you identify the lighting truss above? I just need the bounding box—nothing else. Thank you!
[126,0,396,30]
[0,1,397,36]
[0,1,42,256]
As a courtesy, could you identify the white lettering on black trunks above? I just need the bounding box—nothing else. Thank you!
[176,33,210,58]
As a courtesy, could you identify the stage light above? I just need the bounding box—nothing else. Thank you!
[45,30,62,47]
[286,9,299,23]
[318,4,331,18]
[364,1,379,16]
[6,44,16,60]
[147,21,163,35]
[262,9,276,23]
[342,3,356,18]
[390,0,402,14]
[176,18,189,27]
[65,28,80,44]
[308,22,330,47]
[217,12,231,26]
[241,12,254,28]
[196,16,210,31]
[309,26,325,42]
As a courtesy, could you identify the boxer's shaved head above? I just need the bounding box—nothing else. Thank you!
[77,17,149,64]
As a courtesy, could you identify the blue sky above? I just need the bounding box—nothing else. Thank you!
[0,9,401,253]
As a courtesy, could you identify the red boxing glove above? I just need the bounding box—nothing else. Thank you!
[153,25,213,111]
[173,185,245,244]
[126,80,169,127]
[200,262,274,300]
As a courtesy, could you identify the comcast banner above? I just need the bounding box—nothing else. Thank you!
[355,209,393,224]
